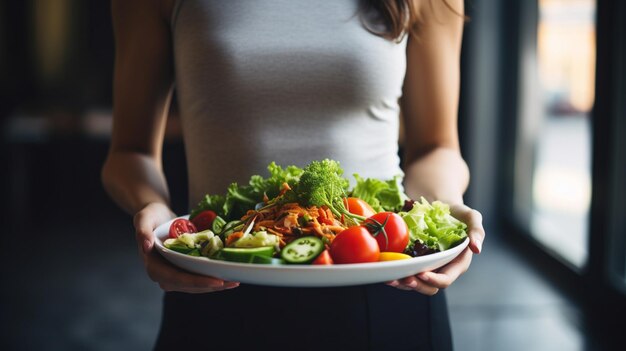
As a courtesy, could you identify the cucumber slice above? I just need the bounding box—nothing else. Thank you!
[280,236,324,264]
[219,246,275,263]
[188,249,201,257]
[251,256,286,265]
[164,243,195,254]
[212,216,227,234]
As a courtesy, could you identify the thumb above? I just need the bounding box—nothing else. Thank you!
[133,209,157,255]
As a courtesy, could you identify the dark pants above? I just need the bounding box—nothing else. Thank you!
[154,284,452,351]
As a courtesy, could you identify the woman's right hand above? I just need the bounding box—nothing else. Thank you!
[133,202,240,293]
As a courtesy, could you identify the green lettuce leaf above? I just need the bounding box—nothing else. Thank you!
[249,162,304,199]
[190,194,226,220]
[377,175,408,212]
[190,162,304,221]
[400,197,467,251]
[223,182,259,220]
[350,174,408,212]
[350,174,387,212]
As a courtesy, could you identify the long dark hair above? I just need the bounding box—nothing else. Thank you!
[361,0,466,42]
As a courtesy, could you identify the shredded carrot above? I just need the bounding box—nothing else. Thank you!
[278,182,292,196]
[325,207,334,221]
[225,231,244,247]
[231,200,348,248]
[256,220,276,228]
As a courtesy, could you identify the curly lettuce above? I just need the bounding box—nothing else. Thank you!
[400,197,467,251]
[350,174,408,213]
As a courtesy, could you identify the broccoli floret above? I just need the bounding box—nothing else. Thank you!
[294,159,364,224]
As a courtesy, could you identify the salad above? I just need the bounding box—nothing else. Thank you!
[163,159,467,265]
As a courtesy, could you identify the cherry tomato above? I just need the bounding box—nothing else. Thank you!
[312,250,334,265]
[343,197,376,217]
[168,218,197,239]
[191,210,217,232]
[330,226,380,264]
[363,212,409,253]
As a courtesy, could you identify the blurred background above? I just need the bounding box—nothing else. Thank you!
[1,0,624,350]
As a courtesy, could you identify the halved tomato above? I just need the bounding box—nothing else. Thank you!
[191,210,217,232]
[168,218,197,239]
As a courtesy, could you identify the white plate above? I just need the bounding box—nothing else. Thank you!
[153,216,469,287]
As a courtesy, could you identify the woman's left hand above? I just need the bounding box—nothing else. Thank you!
[385,203,485,295]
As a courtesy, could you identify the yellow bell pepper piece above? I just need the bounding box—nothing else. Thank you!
[378,252,412,261]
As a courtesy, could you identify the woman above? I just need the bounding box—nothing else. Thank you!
[102,0,485,350]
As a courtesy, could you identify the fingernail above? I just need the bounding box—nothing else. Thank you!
[418,273,430,282]
[143,240,151,254]
[475,239,482,253]
[224,282,240,289]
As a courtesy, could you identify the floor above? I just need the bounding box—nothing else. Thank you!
[446,234,597,351]
[0,206,614,351]
[0,214,163,351]
[530,116,592,268]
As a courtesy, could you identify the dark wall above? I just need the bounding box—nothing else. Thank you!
[1,0,114,116]
[1,1,190,230]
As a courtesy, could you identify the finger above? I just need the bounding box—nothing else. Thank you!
[146,251,238,292]
[451,205,485,254]
[159,281,240,294]
[417,247,473,288]
[394,276,439,296]
[133,209,158,254]
[133,204,175,255]
[468,225,485,255]
[147,253,225,287]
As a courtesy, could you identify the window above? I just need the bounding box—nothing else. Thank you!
[497,0,626,344]
[514,0,596,269]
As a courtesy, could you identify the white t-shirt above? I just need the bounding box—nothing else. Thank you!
[172,0,408,209]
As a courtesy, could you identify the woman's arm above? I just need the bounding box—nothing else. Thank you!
[401,0,468,203]
[102,0,174,215]
[102,0,238,293]
[389,0,485,294]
